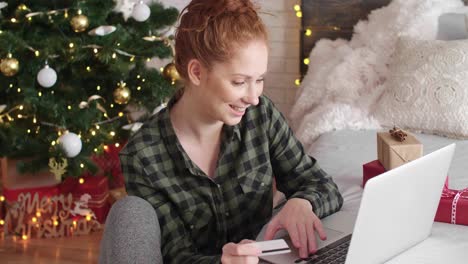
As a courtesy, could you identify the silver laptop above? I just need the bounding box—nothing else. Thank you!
[259,143,455,264]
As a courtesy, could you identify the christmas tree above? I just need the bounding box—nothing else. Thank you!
[0,0,179,178]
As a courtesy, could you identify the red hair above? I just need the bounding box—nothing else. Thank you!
[174,0,268,80]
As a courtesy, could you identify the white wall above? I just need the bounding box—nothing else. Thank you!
[157,0,300,118]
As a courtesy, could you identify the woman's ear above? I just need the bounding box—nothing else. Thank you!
[187,59,203,86]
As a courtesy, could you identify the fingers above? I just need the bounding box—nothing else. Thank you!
[305,221,317,254]
[313,219,327,241]
[263,218,281,240]
[222,242,261,256]
[297,222,309,258]
[239,239,256,244]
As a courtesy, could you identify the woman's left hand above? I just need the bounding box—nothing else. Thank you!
[263,198,327,259]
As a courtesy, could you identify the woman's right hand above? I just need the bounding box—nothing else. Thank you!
[221,239,261,264]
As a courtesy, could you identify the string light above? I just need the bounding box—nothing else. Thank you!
[94,148,98,152]
[96,85,101,91]
[103,145,109,151]
[79,178,85,184]
[160,67,164,72]
[112,53,117,59]
[142,79,146,82]
[35,50,40,57]
[137,86,142,91]
[53,220,59,226]
[295,79,301,86]
[28,17,32,22]
[11,18,18,23]
[130,56,135,62]
[305,29,312,36]
[118,112,124,117]
[91,130,96,136]
[9,84,13,88]
[27,129,31,133]
[110,104,114,108]
[95,125,100,130]
[117,43,121,46]
[67,105,72,110]
[69,43,74,48]
[93,48,98,54]
[86,215,92,221]
[296,11,302,18]
[110,131,116,137]
[22,235,28,240]
[86,66,91,72]
[136,75,141,79]
[51,141,56,146]
[146,58,151,62]
[32,217,37,223]
[303,58,310,65]
[0,195,4,202]
[36,211,41,217]
[294,4,301,11]
[33,117,37,123]
[77,9,83,15]
[64,10,69,18]
[0,220,4,225]
[115,143,120,148]
[17,88,21,93]
[38,91,42,97]
[19,105,24,110]
[80,164,84,169]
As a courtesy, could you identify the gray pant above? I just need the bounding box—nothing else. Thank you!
[99,196,163,264]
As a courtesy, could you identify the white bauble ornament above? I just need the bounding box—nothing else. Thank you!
[59,132,82,158]
[37,65,57,88]
[132,2,151,22]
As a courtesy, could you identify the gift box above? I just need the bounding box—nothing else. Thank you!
[1,158,59,190]
[363,160,449,189]
[377,131,423,171]
[92,143,125,189]
[362,160,386,187]
[435,188,468,226]
[60,175,110,223]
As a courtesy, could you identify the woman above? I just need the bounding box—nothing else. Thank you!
[100,0,343,263]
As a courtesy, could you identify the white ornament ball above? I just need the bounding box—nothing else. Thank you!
[37,65,57,88]
[59,132,82,158]
[132,2,151,22]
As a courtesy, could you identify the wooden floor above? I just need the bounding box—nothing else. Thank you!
[0,230,102,263]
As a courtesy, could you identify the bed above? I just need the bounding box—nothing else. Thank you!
[287,0,468,263]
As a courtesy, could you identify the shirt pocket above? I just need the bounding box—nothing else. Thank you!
[238,163,273,194]
[182,202,213,242]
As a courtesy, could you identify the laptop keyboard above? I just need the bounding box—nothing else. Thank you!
[294,234,352,264]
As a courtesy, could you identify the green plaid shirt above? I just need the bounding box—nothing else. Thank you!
[120,95,343,264]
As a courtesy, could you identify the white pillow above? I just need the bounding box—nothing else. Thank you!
[373,36,468,138]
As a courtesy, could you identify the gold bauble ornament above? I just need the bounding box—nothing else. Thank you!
[113,82,131,105]
[162,62,181,83]
[70,14,89,33]
[0,54,20,77]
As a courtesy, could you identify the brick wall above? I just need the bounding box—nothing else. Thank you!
[158,0,300,118]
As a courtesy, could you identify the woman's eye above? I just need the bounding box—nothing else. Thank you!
[232,81,245,86]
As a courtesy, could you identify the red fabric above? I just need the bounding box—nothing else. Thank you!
[435,188,468,226]
[60,175,110,223]
[92,142,125,189]
[3,184,60,203]
[362,160,386,187]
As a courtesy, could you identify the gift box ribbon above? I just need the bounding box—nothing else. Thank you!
[441,188,468,224]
